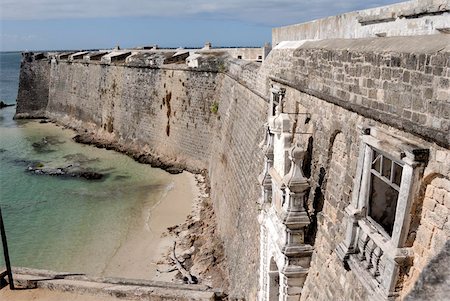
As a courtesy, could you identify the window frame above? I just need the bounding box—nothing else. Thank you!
[336,126,429,298]
[366,147,404,238]
[358,133,422,248]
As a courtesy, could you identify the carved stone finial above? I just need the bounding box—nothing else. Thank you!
[270,112,291,134]
[283,142,309,193]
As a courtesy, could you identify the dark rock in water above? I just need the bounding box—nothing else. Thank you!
[165,167,184,174]
[63,153,99,165]
[32,139,48,147]
[27,164,104,180]
[0,101,15,109]
[76,171,103,180]
[39,120,49,124]
[73,133,194,175]
[12,158,43,167]
[31,136,65,153]
[113,174,130,180]
[41,136,65,145]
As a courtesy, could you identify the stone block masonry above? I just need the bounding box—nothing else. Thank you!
[263,35,450,148]
[272,0,450,45]
[16,50,269,299]
[256,32,450,300]
[15,52,50,118]
[15,1,450,299]
[209,74,268,299]
[46,62,221,171]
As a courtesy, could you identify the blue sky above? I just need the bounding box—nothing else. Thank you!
[0,0,404,51]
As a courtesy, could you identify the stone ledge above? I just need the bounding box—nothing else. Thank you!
[11,267,223,301]
[269,75,449,149]
[297,35,450,55]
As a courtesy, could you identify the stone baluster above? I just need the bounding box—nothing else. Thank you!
[364,239,376,269]
[376,255,386,284]
[370,246,382,277]
[357,231,369,261]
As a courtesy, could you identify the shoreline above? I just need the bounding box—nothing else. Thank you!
[100,171,198,281]
[72,133,203,175]
[32,119,229,290]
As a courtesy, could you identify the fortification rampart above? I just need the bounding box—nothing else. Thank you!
[16,50,269,298]
[256,34,450,300]
[263,35,450,148]
[15,10,450,299]
[273,0,450,45]
[15,53,50,118]
[47,61,221,171]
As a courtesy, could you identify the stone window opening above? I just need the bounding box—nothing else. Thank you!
[268,258,280,301]
[368,149,403,237]
[336,126,429,300]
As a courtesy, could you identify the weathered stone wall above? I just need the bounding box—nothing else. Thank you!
[272,0,450,45]
[405,240,450,301]
[217,47,266,61]
[18,56,268,298]
[47,61,220,171]
[209,74,268,299]
[258,34,450,299]
[403,176,450,293]
[15,29,450,300]
[16,53,50,118]
[264,35,450,147]
[279,89,369,301]
[267,83,450,300]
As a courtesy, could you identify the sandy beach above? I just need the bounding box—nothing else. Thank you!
[100,171,198,281]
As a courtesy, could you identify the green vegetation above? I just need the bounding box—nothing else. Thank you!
[210,102,219,114]
[217,61,228,73]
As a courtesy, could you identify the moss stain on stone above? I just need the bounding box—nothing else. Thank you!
[165,91,172,136]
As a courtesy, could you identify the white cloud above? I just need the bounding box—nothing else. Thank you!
[0,0,404,25]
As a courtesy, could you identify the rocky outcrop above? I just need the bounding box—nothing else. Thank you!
[27,163,104,180]
[0,101,14,109]
[72,134,186,175]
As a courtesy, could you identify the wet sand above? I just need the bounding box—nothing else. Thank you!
[100,171,198,280]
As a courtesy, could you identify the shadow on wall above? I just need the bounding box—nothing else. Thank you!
[405,240,450,300]
[306,166,326,245]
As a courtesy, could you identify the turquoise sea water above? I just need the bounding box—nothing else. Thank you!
[0,52,172,274]
[0,52,21,104]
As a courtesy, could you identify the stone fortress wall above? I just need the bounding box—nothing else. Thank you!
[15,0,450,300]
[258,1,450,298]
[16,48,269,299]
[257,37,450,299]
[273,0,450,45]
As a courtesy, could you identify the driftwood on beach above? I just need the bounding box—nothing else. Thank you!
[157,242,198,284]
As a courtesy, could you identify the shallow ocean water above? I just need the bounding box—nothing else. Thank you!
[0,52,174,274]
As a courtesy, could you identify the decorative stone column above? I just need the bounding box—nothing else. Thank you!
[259,89,313,301]
[259,124,274,205]
[278,142,313,301]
